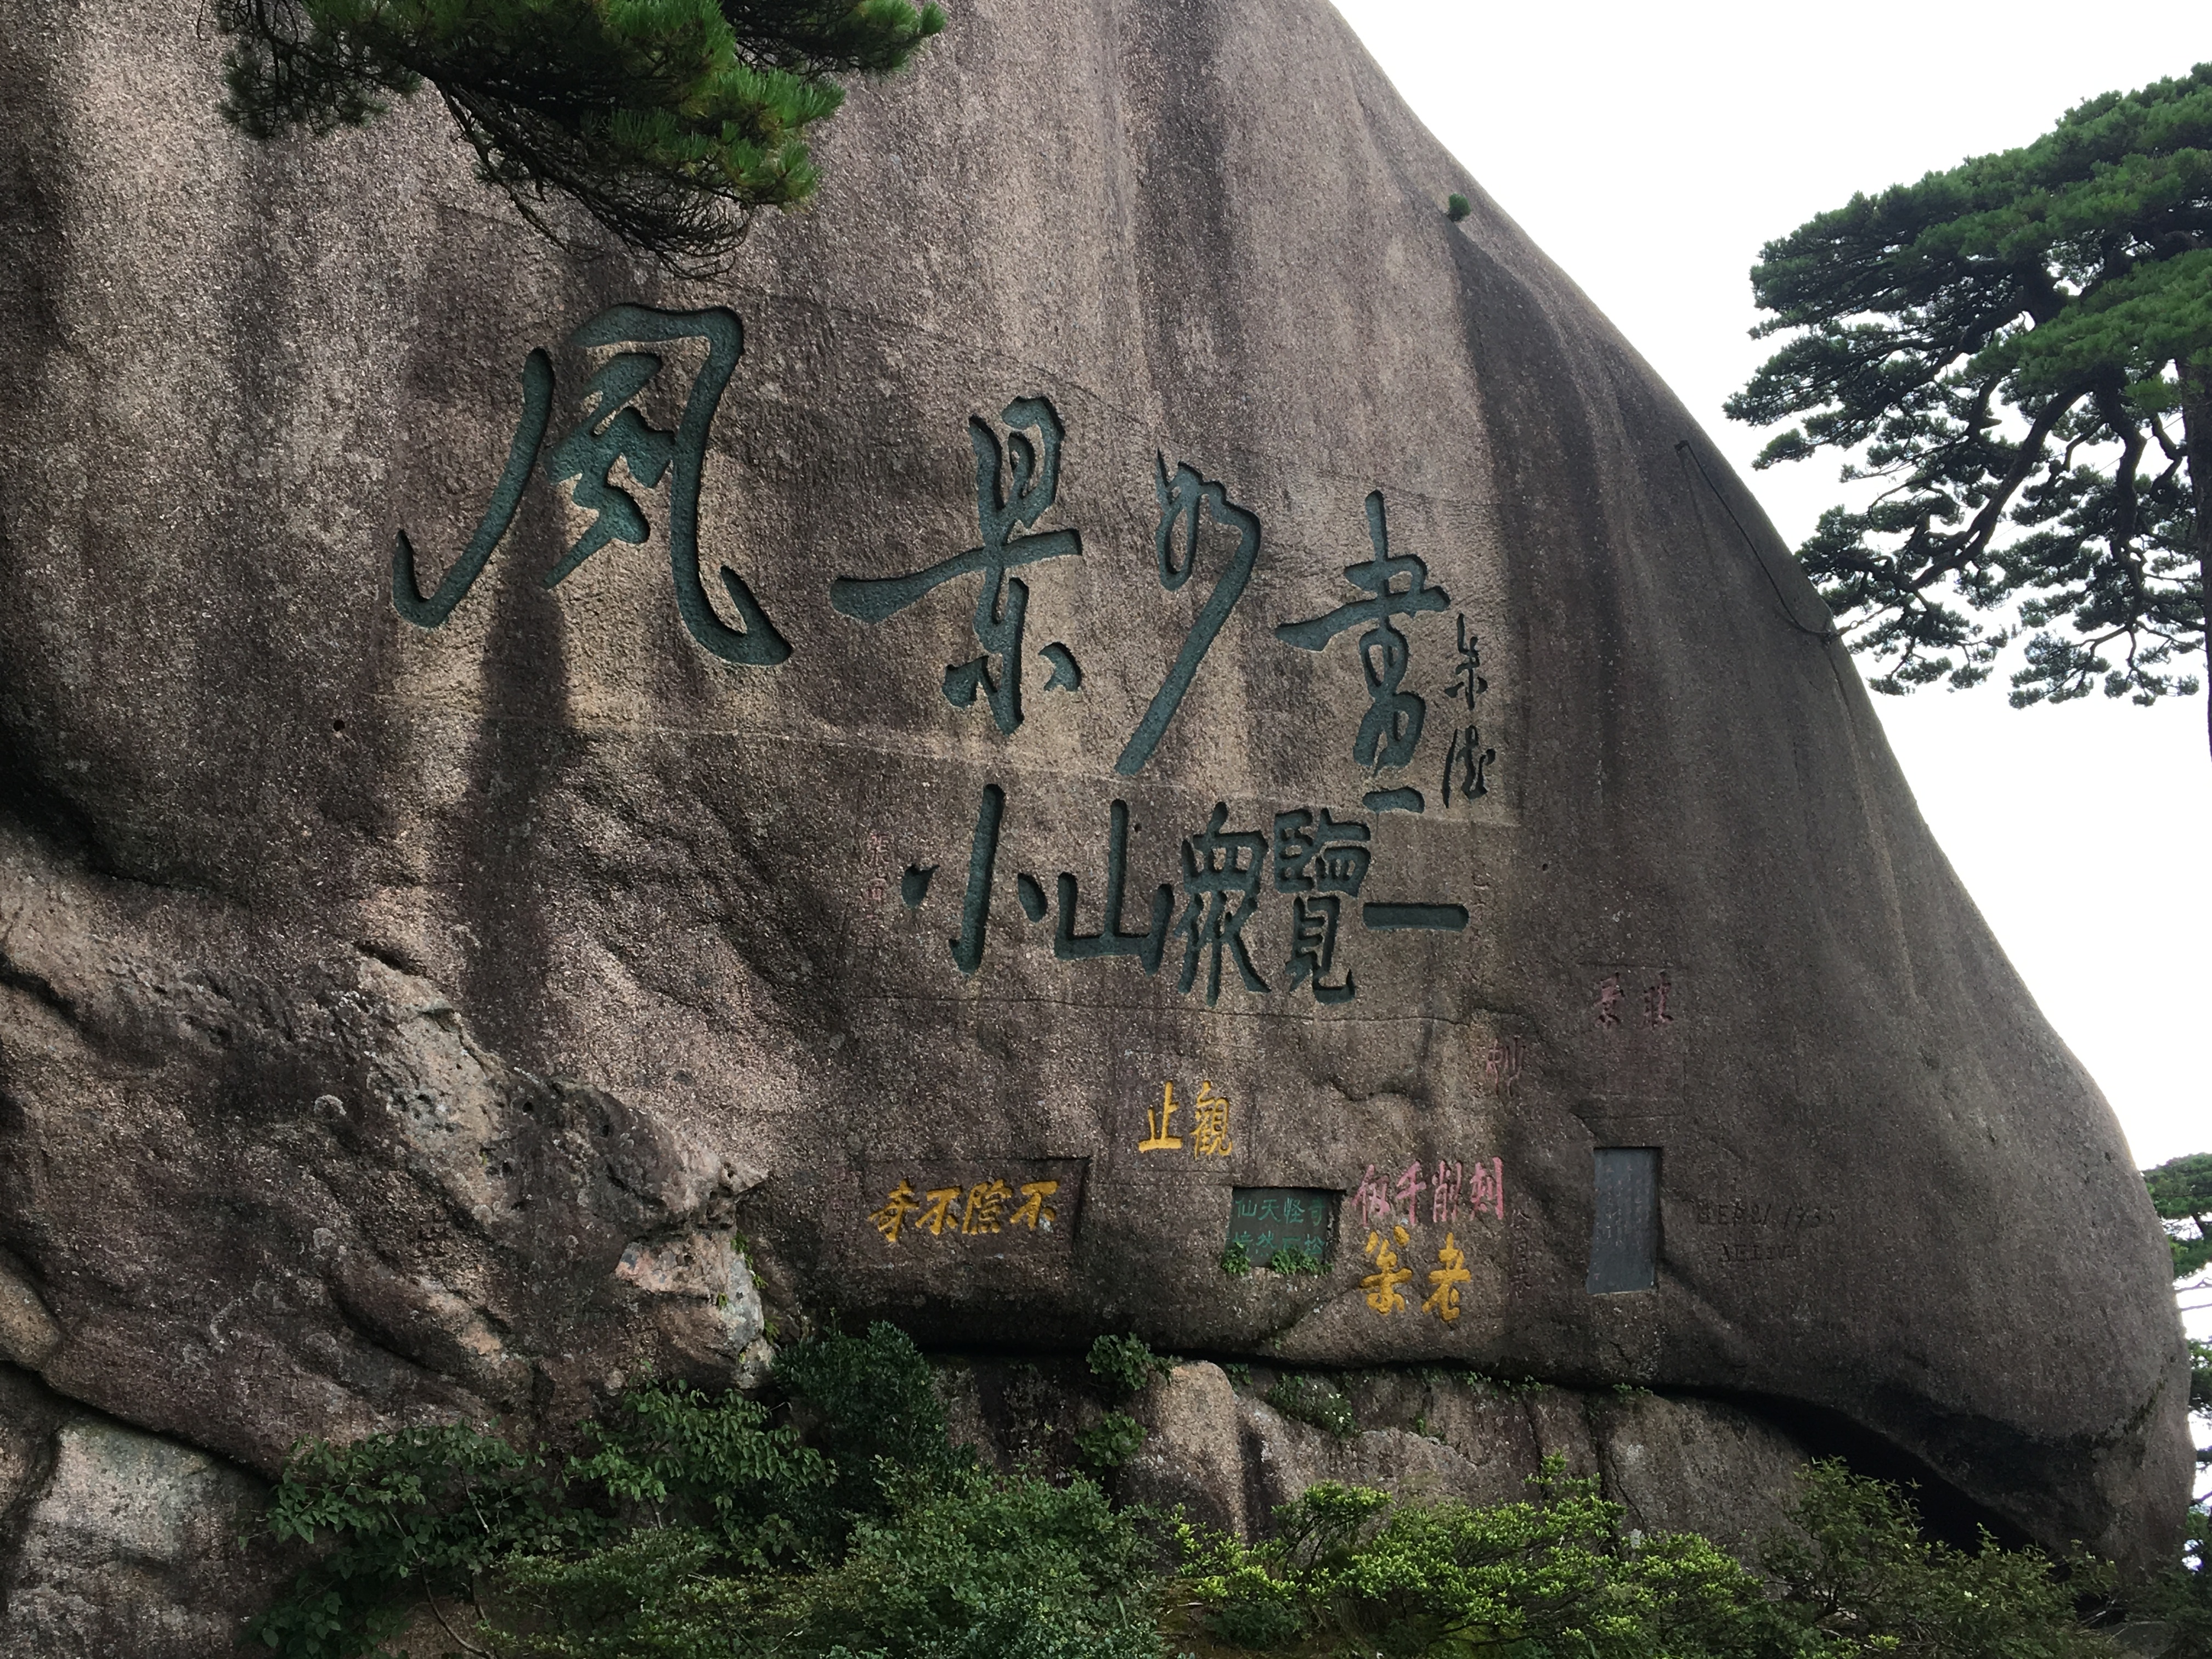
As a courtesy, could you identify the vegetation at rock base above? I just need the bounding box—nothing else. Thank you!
[1175,1457,2124,1659]
[212,0,946,269]
[247,1322,1159,1658]
[1726,65,2212,753]
[246,1325,2212,1659]
[1075,1410,1150,1472]
[1090,1333,1178,1397]
[2138,1505,2212,1657]
[1263,1372,1358,1440]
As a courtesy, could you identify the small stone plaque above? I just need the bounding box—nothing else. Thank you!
[1587,1147,1660,1294]
[1227,1187,1339,1267]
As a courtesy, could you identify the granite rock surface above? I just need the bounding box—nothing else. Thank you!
[0,1367,276,1658]
[0,0,2190,1642]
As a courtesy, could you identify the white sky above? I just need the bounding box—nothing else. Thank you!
[1333,0,2212,1172]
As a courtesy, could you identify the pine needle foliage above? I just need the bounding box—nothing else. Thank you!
[1726,66,2212,741]
[2139,1153,2212,1476]
[213,0,946,269]
[2146,1152,2212,1279]
[2132,1504,2212,1658]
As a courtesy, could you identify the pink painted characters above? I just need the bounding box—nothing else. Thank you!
[1483,1035,1524,1098]
[1351,1163,1395,1227]
[1467,1157,1505,1221]
[1393,1161,1427,1224]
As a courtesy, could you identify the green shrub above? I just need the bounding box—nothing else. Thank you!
[1267,1243,1325,1276]
[1759,1459,2111,1657]
[568,1373,834,1564]
[1201,1580,1304,1650]
[247,1420,592,1658]
[493,1463,1159,1659]
[1088,1334,1175,1397]
[1074,1410,1148,1472]
[1447,191,1472,221]
[1176,1455,2117,1659]
[246,1323,1160,1659]
[247,1327,2139,1659]
[1220,1239,1251,1277]
[1263,1373,1357,1439]
[771,1319,966,1539]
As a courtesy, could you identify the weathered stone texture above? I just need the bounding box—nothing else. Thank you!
[939,1357,1811,1557]
[0,0,2191,1641]
[1115,1365,1809,1555]
[0,1368,275,1659]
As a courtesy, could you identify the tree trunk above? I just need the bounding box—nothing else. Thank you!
[2187,366,2212,762]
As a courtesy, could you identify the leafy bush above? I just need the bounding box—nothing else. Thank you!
[246,1322,1159,1659]
[492,1462,1158,1659]
[568,1374,834,1563]
[1263,1373,1357,1440]
[248,1421,592,1658]
[1760,1459,2111,1657]
[1176,1456,2116,1659]
[771,1317,965,1537]
[1267,1243,1325,1276]
[1074,1411,1148,1472]
[1220,1240,1252,1277]
[777,1466,1159,1659]
[1088,1334,1175,1397]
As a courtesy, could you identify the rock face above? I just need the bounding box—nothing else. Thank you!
[0,1368,276,1658]
[938,1357,1814,1556]
[0,0,2190,1639]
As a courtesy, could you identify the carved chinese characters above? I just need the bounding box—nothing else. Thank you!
[397,308,1503,1013]
[868,1175,1062,1244]
[396,304,1511,1311]
[393,304,788,665]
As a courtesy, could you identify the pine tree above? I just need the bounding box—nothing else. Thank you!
[2142,1154,2212,1470]
[2149,1153,2212,1281]
[215,0,945,270]
[1727,66,2212,756]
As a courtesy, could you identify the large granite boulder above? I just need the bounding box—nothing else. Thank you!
[0,0,2188,1630]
